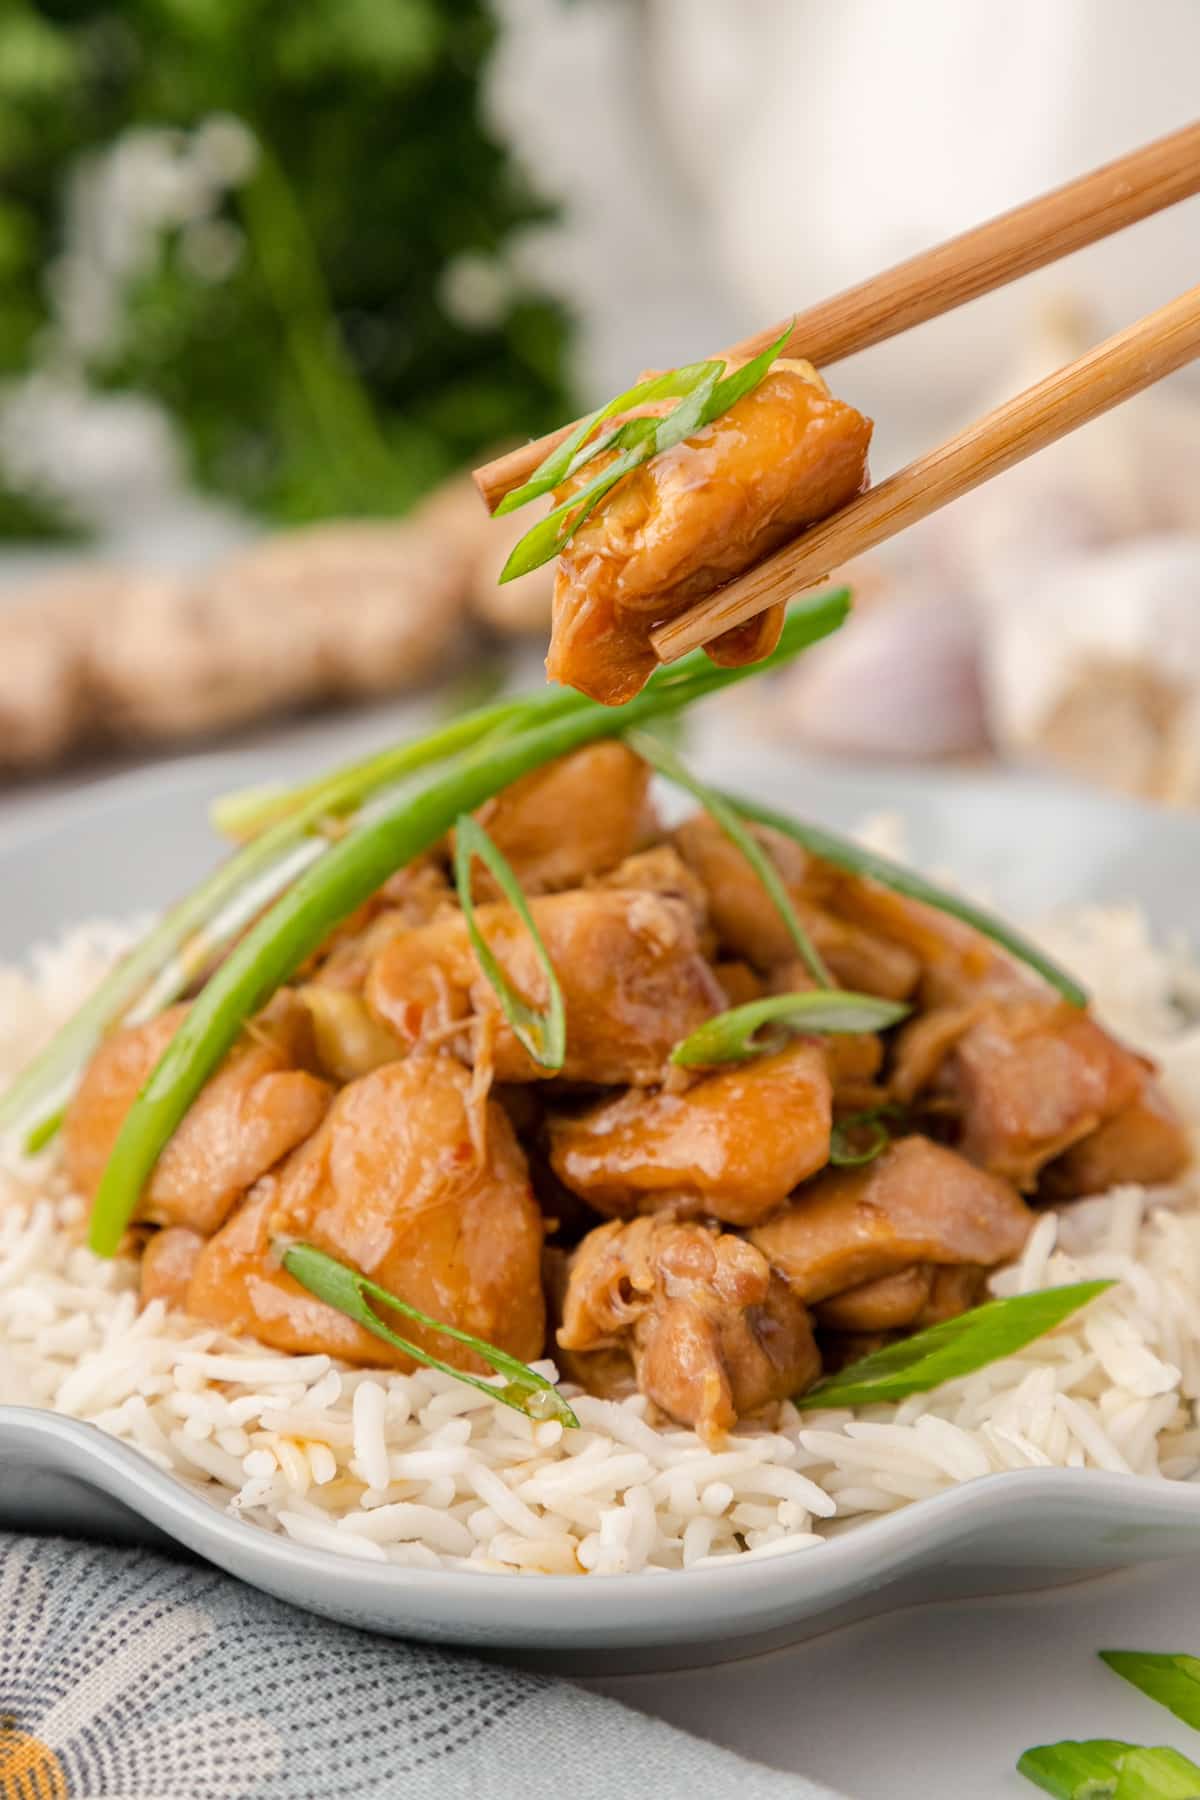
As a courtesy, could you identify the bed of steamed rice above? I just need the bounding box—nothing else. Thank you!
[4,893,1200,1576]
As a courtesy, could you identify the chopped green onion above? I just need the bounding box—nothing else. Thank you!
[671,991,908,1069]
[494,359,725,516]
[1017,1741,1138,1798]
[1113,1748,1200,1798]
[703,323,797,420]
[1100,1653,1200,1731]
[719,792,1088,1008]
[1018,1741,1200,1798]
[281,1242,579,1429]
[803,1280,1114,1410]
[829,1104,904,1168]
[453,814,566,1070]
[625,729,831,986]
[499,363,722,583]
[85,597,848,1257]
[498,324,793,581]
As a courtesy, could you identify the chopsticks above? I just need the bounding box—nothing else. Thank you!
[472,119,1200,516]
[652,283,1200,662]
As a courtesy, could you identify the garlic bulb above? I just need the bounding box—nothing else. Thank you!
[775,582,989,758]
[979,533,1200,802]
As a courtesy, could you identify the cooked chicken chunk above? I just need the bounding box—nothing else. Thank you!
[366,887,723,1085]
[558,1216,820,1441]
[888,987,1188,1194]
[750,1136,1033,1303]
[813,1261,987,1333]
[467,743,655,895]
[547,1040,832,1226]
[943,1000,1149,1190]
[826,878,1006,1007]
[592,844,711,937]
[813,1264,934,1332]
[186,1056,545,1369]
[547,361,872,704]
[64,992,332,1237]
[673,814,920,998]
[713,960,764,1009]
[920,1264,988,1324]
[1041,1076,1191,1198]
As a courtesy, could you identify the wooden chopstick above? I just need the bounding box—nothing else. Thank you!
[472,119,1200,515]
[650,284,1200,663]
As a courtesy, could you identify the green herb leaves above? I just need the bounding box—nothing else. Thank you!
[802,1281,1114,1410]
[497,324,793,581]
[282,1242,579,1429]
[671,991,908,1069]
[1017,1741,1200,1798]
[453,814,566,1071]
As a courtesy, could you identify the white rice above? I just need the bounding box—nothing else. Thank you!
[4,896,1200,1575]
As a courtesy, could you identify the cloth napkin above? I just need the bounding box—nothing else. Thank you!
[0,1532,847,1799]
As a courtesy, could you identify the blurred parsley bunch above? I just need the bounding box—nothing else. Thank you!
[0,0,571,530]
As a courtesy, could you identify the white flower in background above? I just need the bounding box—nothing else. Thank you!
[0,1553,282,1798]
[0,116,257,558]
[49,117,257,360]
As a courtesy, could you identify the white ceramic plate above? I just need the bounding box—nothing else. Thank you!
[2,736,1199,1662]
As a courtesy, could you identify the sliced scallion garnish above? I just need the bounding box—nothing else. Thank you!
[494,359,724,517]
[84,599,848,1257]
[453,814,566,1071]
[499,363,722,583]
[720,792,1088,1008]
[1017,1741,1200,1798]
[281,1242,579,1429]
[1099,1653,1200,1731]
[671,991,908,1069]
[497,324,793,581]
[625,729,831,987]
[803,1280,1114,1410]
[828,1104,904,1168]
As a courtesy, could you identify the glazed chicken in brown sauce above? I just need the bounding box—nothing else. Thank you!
[64,742,1191,1445]
[547,360,873,705]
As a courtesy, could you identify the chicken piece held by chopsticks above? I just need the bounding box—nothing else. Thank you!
[548,361,872,705]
